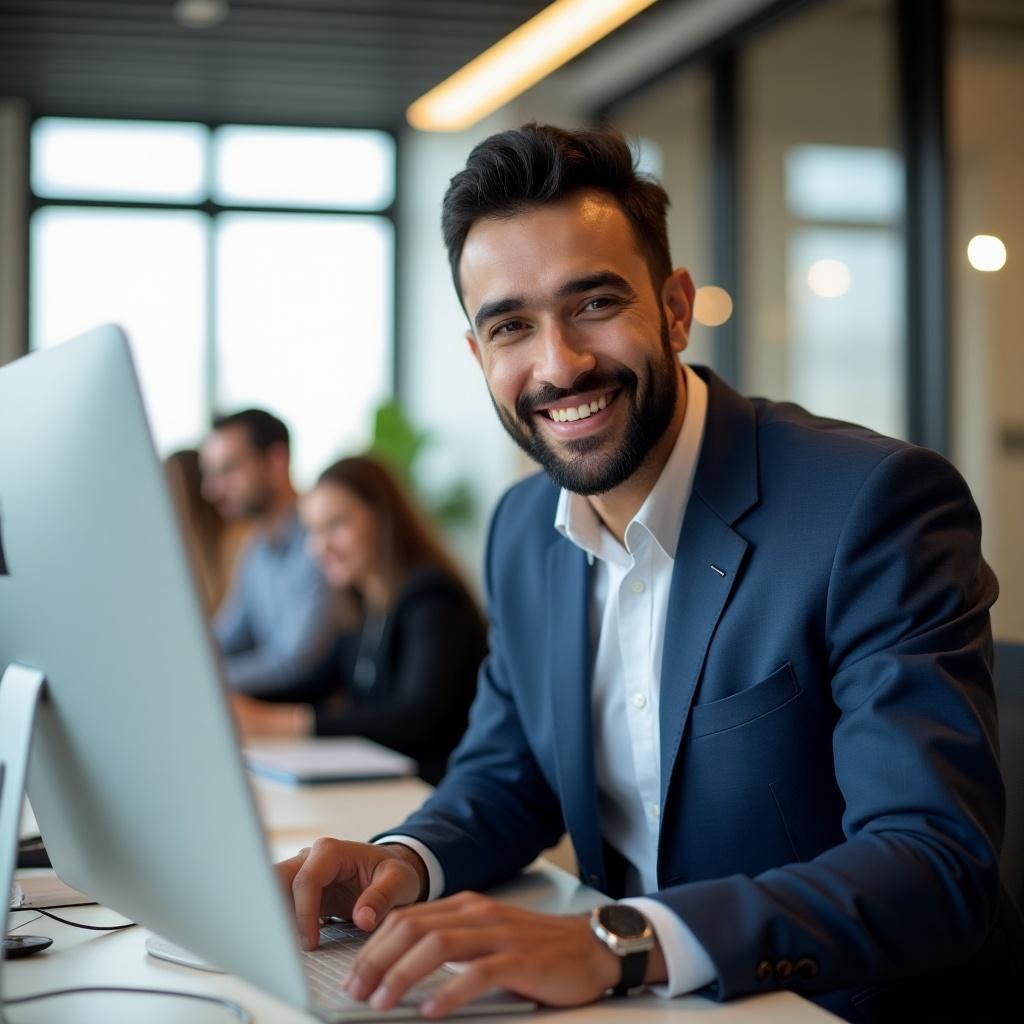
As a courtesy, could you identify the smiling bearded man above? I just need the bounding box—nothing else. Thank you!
[272,124,1021,1023]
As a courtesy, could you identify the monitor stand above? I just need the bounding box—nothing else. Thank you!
[0,663,48,1022]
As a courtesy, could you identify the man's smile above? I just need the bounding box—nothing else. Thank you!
[532,387,621,435]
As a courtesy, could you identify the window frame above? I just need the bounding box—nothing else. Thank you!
[26,115,400,429]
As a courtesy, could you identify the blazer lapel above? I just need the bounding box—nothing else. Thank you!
[658,368,759,812]
[545,537,605,884]
[657,496,747,809]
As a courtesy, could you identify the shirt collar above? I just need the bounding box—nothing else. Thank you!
[554,364,708,565]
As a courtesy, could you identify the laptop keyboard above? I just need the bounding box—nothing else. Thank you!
[303,920,454,1014]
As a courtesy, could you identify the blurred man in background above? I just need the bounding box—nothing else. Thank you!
[201,408,334,696]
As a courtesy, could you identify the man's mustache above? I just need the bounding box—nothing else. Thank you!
[515,369,636,420]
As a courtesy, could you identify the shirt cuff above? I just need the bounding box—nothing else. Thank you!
[619,896,716,997]
[374,835,446,902]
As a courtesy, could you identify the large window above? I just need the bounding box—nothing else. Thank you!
[738,0,904,439]
[30,118,395,486]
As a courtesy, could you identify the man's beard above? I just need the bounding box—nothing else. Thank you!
[239,482,275,520]
[491,327,680,496]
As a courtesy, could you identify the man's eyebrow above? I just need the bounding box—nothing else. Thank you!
[473,296,527,332]
[473,272,635,332]
[555,271,634,300]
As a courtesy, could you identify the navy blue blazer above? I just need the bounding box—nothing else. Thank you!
[392,368,1021,1021]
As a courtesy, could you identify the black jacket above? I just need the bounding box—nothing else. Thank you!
[260,567,486,784]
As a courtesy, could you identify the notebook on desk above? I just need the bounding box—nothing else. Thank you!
[244,737,417,785]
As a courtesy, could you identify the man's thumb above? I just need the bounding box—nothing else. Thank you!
[352,856,419,931]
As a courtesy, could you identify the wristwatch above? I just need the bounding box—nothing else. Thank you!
[589,904,654,996]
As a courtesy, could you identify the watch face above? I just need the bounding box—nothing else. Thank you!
[598,904,648,939]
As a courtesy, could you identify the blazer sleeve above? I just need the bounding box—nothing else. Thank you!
[376,492,567,893]
[652,445,1003,999]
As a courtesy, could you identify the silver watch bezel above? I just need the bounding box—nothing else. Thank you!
[589,904,655,957]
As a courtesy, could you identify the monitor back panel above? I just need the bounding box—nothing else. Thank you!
[0,326,309,1009]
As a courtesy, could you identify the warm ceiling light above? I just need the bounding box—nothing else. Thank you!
[693,285,733,327]
[807,258,851,299]
[407,0,659,132]
[173,0,228,28]
[967,234,1007,272]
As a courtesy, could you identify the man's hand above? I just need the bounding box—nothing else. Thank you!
[231,693,312,739]
[342,891,657,1019]
[275,839,427,951]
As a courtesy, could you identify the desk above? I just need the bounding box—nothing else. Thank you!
[6,777,840,1023]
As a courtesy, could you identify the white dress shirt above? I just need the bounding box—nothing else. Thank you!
[382,365,716,997]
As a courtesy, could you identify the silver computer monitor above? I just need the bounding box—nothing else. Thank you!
[0,325,310,1008]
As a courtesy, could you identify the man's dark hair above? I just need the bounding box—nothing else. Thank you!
[211,408,290,454]
[441,123,672,304]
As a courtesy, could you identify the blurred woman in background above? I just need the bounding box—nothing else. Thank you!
[232,455,486,784]
[165,448,250,615]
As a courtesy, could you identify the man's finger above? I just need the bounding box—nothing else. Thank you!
[360,928,504,1011]
[290,840,354,950]
[351,856,420,934]
[275,847,310,889]
[420,954,523,1019]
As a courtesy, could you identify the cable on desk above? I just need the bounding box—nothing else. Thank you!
[7,906,136,931]
[5,913,42,933]
[3,985,252,1022]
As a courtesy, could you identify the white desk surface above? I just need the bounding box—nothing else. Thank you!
[6,776,839,1023]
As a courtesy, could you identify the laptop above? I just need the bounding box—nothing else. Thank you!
[0,325,532,1019]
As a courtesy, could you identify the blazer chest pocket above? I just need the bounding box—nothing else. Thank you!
[689,662,800,739]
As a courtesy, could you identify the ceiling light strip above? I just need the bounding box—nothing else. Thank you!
[407,0,659,132]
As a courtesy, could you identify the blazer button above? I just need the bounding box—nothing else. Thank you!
[756,959,773,982]
[775,958,794,981]
[795,956,819,979]
[588,874,600,887]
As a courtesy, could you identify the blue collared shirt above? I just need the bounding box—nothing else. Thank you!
[213,510,335,696]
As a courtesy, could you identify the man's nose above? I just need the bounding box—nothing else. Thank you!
[533,321,596,390]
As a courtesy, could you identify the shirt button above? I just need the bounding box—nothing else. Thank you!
[630,580,646,594]
[631,692,647,709]
[649,804,660,820]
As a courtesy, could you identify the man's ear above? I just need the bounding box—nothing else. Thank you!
[465,329,482,369]
[662,269,696,354]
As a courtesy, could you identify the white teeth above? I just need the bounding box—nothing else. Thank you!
[546,393,611,423]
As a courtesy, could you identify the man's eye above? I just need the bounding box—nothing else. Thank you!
[493,319,528,336]
[583,297,615,312]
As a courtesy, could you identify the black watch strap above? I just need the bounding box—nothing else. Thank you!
[614,948,649,996]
